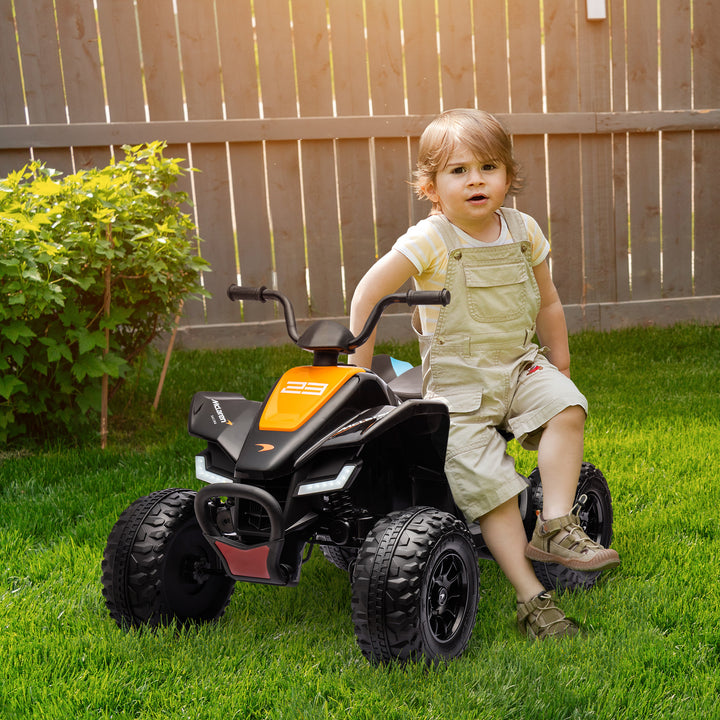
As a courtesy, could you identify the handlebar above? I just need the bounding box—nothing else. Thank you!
[227,284,300,342]
[226,284,450,353]
[226,285,268,302]
[349,289,450,351]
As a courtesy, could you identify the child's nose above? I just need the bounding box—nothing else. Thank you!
[467,168,484,184]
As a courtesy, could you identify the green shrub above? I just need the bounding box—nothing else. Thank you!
[0,142,209,444]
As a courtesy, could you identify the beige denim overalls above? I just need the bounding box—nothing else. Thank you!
[414,208,587,523]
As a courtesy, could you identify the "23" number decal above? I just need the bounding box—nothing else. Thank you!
[280,381,328,396]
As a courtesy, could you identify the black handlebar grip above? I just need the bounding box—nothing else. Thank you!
[406,289,451,306]
[227,284,267,302]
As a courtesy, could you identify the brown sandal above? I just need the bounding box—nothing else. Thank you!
[517,592,579,640]
[525,511,620,571]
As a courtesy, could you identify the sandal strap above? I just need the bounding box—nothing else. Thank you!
[540,513,601,553]
[517,592,578,639]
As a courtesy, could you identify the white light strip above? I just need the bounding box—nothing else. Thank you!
[195,455,230,484]
[297,464,357,497]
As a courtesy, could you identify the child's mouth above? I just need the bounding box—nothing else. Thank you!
[468,194,488,202]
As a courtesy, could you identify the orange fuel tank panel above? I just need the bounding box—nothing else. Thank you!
[259,366,364,432]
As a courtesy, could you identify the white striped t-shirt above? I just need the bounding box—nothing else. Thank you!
[392,210,551,335]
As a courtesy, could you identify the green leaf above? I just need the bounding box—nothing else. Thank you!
[77,328,107,355]
[71,353,107,380]
[0,374,27,400]
[2,320,36,343]
[39,337,73,363]
[31,178,63,196]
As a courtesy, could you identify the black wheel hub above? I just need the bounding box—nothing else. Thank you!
[426,551,469,643]
[576,491,606,543]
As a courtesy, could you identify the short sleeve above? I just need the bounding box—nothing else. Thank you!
[522,214,551,267]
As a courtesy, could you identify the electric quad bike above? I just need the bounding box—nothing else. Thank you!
[102,284,615,664]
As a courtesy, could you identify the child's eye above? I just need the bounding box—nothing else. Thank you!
[450,166,466,174]
[482,163,497,171]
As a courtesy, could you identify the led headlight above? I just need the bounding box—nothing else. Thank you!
[296,464,357,496]
[195,455,231,484]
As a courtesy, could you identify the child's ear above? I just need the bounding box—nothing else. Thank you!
[422,182,439,203]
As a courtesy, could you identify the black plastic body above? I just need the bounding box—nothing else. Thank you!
[189,369,455,586]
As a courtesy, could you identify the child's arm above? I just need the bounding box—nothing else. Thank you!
[533,260,571,377]
[349,250,417,368]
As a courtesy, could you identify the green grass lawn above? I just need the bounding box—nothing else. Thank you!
[1,324,719,719]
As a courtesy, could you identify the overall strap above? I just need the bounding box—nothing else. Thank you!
[498,207,528,244]
[425,214,465,252]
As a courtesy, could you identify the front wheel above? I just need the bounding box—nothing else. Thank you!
[102,488,235,628]
[351,507,479,664]
[527,462,615,591]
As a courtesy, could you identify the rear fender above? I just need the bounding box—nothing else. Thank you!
[290,400,450,506]
[295,400,449,466]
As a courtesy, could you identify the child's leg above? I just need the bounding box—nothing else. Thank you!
[476,497,544,603]
[536,404,585,518]
[477,498,578,639]
[527,405,620,571]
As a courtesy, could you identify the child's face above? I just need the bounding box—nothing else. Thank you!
[425,143,511,238]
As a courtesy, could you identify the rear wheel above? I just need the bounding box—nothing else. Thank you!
[319,544,358,574]
[527,462,614,591]
[102,488,235,628]
[351,507,478,664]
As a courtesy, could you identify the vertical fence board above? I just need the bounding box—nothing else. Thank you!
[215,0,274,323]
[0,0,31,176]
[186,143,239,325]
[403,0,442,224]
[55,0,105,123]
[609,0,630,301]
[660,0,692,298]
[544,0,583,305]
[366,0,413,258]
[136,0,184,122]
[506,0,547,234]
[626,0,661,301]
[0,150,30,180]
[294,0,345,316]
[403,0,441,115]
[14,0,66,123]
[578,4,615,305]
[177,2,238,325]
[135,1,195,320]
[327,1,376,299]
[365,0,404,115]
[692,0,720,296]
[0,0,25,125]
[227,143,274,321]
[97,0,146,122]
[177,0,223,120]
[13,0,73,174]
[472,0,510,113]
[217,0,260,120]
[439,0,476,110]
[255,0,307,314]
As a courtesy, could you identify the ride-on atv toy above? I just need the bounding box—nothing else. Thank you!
[102,284,614,664]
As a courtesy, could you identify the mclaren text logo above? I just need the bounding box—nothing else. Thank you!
[211,398,232,424]
[280,381,328,396]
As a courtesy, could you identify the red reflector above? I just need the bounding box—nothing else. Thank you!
[215,541,270,579]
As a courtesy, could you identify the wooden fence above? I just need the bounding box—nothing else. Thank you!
[1,0,719,348]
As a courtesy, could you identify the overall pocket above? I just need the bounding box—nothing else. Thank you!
[463,261,529,323]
